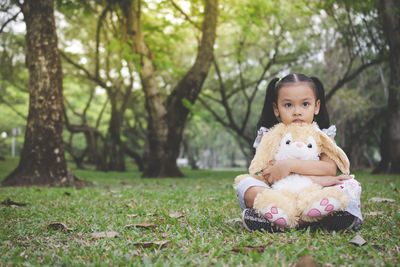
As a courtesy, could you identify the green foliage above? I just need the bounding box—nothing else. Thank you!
[0,158,399,266]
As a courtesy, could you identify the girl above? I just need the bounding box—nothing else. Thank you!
[237,73,362,232]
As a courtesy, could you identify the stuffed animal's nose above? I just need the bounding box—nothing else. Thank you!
[296,142,303,148]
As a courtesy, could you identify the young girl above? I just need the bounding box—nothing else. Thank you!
[237,73,363,232]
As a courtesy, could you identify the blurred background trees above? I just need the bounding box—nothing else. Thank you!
[0,0,398,182]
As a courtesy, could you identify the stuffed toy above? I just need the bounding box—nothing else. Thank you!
[234,123,350,228]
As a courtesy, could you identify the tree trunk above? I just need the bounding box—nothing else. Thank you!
[374,0,400,173]
[119,0,218,177]
[107,97,126,171]
[2,0,76,186]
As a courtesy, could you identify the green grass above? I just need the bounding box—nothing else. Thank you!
[0,158,399,266]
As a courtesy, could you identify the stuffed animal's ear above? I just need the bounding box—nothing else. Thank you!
[249,123,286,175]
[318,131,350,175]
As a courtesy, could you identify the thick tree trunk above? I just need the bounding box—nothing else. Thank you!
[374,0,400,173]
[119,0,218,177]
[2,0,75,186]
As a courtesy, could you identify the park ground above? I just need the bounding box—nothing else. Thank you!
[0,158,399,266]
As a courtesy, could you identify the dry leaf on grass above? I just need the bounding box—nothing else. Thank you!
[349,235,367,246]
[231,245,266,253]
[169,212,185,218]
[126,200,136,208]
[48,222,74,232]
[133,240,171,248]
[370,197,395,203]
[125,222,157,229]
[126,214,139,218]
[91,231,119,239]
[1,198,27,207]
[365,211,384,216]
[294,255,318,267]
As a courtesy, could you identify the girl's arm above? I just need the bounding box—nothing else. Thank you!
[262,153,337,184]
[308,174,353,187]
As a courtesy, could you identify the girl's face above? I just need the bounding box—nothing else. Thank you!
[273,83,320,125]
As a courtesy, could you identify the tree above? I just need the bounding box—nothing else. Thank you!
[374,0,400,173]
[2,0,76,186]
[117,0,218,177]
[58,2,137,172]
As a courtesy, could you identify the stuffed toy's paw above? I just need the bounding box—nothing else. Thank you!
[260,206,290,227]
[303,197,341,217]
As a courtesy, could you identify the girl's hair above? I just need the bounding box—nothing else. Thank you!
[256,73,330,129]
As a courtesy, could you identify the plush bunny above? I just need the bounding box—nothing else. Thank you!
[234,123,350,228]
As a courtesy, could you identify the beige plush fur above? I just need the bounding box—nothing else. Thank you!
[234,122,350,227]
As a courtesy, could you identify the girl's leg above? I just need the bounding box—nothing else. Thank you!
[236,177,281,232]
[244,186,267,208]
[236,177,269,210]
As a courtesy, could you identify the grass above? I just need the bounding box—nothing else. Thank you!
[0,157,399,266]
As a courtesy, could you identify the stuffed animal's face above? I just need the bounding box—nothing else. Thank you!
[275,133,319,161]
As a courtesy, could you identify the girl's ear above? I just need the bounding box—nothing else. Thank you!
[318,131,350,174]
[249,123,286,175]
[314,99,321,115]
[273,102,279,117]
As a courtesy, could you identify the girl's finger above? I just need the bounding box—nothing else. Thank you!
[338,175,352,180]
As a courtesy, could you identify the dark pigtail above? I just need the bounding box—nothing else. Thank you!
[256,77,280,129]
[310,76,330,129]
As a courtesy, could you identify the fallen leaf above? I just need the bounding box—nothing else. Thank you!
[231,245,266,253]
[126,200,136,208]
[295,255,318,267]
[365,211,384,216]
[126,214,139,218]
[125,223,157,229]
[349,235,367,246]
[19,251,28,259]
[370,197,395,203]
[48,222,74,232]
[169,212,185,218]
[1,198,27,207]
[133,240,171,248]
[91,231,119,239]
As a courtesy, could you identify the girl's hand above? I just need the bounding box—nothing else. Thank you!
[309,174,354,187]
[262,160,293,184]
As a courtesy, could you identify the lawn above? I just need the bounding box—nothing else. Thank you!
[0,157,399,266]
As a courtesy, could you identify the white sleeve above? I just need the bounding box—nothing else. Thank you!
[322,125,336,138]
[253,127,269,148]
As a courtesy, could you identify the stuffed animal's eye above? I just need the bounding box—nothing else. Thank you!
[307,144,312,148]
[286,140,291,145]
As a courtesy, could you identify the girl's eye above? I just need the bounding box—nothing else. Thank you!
[286,140,291,145]
[308,144,312,148]
[284,103,292,108]
[303,102,310,107]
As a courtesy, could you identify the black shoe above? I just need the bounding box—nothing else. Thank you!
[298,211,362,232]
[242,208,282,232]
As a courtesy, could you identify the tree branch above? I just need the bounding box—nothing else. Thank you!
[60,50,110,90]
[0,11,21,35]
[169,0,201,30]
[326,58,383,101]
